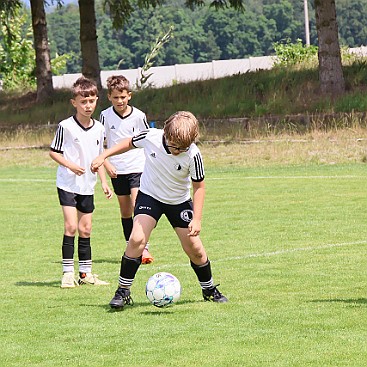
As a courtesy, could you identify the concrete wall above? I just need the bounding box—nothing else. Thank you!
[52,55,276,90]
[49,46,367,90]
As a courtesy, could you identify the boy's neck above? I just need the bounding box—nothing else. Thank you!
[76,113,93,128]
[115,105,131,117]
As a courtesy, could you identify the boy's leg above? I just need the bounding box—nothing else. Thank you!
[61,205,78,288]
[175,228,228,303]
[118,193,154,263]
[110,214,156,309]
[77,211,109,286]
[129,188,154,264]
[118,194,134,242]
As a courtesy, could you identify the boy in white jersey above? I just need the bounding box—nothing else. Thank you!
[91,111,228,309]
[50,77,113,288]
[100,75,154,264]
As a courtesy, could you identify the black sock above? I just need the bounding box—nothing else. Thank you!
[191,259,214,289]
[62,235,75,273]
[62,235,75,259]
[78,237,91,276]
[121,217,133,241]
[118,253,142,288]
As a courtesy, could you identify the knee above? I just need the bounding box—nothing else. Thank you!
[78,223,92,238]
[64,222,77,236]
[129,232,146,248]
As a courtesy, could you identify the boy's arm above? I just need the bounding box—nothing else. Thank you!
[97,166,113,199]
[103,159,117,178]
[49,150,85,176]
[188,180,205,236]
[91,137,133,172]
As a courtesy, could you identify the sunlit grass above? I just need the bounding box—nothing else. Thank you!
[1,162,367,367]
[1,127,367,169]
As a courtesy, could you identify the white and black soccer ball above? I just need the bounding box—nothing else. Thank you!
[145,272,181,308]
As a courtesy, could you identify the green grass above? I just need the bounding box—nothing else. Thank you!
[1,160,367,366]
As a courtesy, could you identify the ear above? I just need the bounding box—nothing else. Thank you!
[70,98,77,108]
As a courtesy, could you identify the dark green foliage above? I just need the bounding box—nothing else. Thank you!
[44,0,367,74]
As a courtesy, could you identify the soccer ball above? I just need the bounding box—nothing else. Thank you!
[145,272,181,308]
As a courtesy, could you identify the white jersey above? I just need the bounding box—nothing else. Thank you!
[50,116,105,195]
[100,106,148,174]
[132,129,205,205]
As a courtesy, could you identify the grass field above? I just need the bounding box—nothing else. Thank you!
[1,143,367,366]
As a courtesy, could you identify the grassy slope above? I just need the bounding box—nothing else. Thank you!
[2,63,367,130]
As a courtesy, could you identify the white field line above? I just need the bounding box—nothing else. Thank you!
[0,178,54,182]
[0,175,365,184]
[207,175,364,180]
[139,240,367,272]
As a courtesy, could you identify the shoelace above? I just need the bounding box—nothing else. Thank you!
[116,288,134,305]
[211,284,224,299]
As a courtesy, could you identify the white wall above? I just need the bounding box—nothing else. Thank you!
[52,46,367,90]
[52,56,276,90]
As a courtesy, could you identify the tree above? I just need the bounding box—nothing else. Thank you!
[30,0,54,101]
[0,6,35,90]
[78,0,102,89]
[77,0,244,89]
[0,0,54,101]
[314,0,345,95]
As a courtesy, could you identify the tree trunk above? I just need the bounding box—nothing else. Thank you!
[30,0,54,102]
[314,0,345,95]
[78,0,102,90]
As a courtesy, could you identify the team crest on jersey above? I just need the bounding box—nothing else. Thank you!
[111,125,116,129]
[180,209,193,223]
[150,152,156,158]
[174,164,182,170]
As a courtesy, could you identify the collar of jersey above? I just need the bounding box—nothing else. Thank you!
[73,115,95,131]
[162,136,172,154]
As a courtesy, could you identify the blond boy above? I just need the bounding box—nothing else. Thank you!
[91,111,228,309]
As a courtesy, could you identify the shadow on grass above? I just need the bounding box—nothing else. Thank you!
[91,259,121,264]
[51,259,121,265]
[16,281,60,287]
[89,298,201,314]
[310,298,367,306]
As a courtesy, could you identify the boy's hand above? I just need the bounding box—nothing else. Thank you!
[104,161,117,178]
[91,156,104,172]
[188,219,201,236]
[102,182,113,199]
[68,163,85,176]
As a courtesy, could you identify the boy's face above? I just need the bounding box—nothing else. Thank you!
[108,89,132,114]
[71,94,98,119]
[165,138,190,156]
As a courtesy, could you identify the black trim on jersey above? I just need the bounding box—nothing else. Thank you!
[52,124,64,152]
[131,130,149,147]
[50,147,63,154]
[192,153,205,182]
[73,115,95,131]
[142,115,149,129]
[99,113,105,126]
[162,136,171,154]
[112,106,133,120]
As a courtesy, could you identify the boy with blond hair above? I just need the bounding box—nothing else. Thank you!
[91,111,228,309]
[50,77,113,288]
[100,75,153,264]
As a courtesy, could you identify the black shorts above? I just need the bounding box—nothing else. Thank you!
[111,173,142,196]
[134,191,194,228]
[57,188,94,214]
